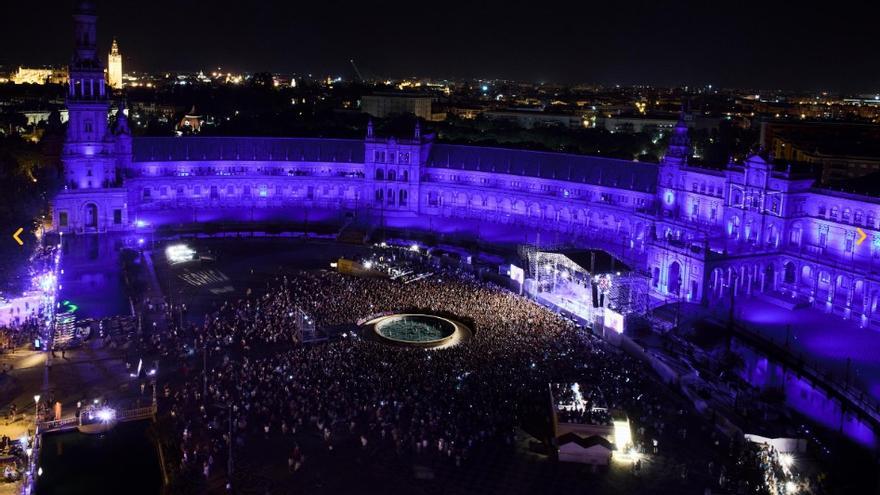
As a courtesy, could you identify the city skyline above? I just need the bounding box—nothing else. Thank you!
[2,0,879,92]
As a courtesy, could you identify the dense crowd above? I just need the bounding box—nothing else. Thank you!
[138,253,794,493]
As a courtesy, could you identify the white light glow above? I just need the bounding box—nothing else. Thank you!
[165,244,196,264]
[613,418,632,451]
[95,408,116,422]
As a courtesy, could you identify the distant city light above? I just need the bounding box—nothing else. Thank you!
[363,261,373,269]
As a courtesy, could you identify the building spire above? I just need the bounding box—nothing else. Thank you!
[366,118,374,139]
[664,105,690,165]
[116,100,130,135]
[414,120,421,141]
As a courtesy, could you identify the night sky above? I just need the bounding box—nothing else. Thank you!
[2,0,879,92]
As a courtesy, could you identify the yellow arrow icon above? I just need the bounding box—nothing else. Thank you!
[12,228,23,246]
[857,227,867,246]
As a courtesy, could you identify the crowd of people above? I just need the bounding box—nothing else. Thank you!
[134,250,806,493]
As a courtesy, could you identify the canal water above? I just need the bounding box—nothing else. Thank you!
[733,338,878,450]
[36,420,161,495]
[58,234,131,320]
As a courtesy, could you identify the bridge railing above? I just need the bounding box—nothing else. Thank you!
[38,403,157,433]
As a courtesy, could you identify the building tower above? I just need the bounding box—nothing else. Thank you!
[108,37,122,89]
[63,0,116,190]
[656,110,690,218]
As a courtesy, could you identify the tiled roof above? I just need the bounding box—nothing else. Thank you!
[132,137,365,163]
[426,144,658,192]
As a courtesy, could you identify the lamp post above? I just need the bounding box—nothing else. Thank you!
[33,395,40,431]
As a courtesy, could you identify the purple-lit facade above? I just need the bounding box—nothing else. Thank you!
[51,3,880,326]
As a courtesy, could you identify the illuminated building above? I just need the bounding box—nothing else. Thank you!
[11,67,68,85]
[108,37,122,89]
[361,93,443,121]
[50,2,880,327]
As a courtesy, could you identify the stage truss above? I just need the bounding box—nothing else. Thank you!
[519,245,650,327]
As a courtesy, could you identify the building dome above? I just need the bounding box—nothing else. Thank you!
[75,1,97,14]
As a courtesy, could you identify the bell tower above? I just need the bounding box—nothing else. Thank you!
[63,0,115,189]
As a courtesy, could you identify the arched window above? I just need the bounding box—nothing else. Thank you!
[830,206,838,219]
[399,189,408,206]
[375,169,384,180]
[843,208,851,222]
[402,170,409,182]
[374,189,383,203]
[387,170,396,181]
[855,210,864,225]
[387,189,394,206]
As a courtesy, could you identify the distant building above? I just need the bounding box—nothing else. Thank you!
[598,115,679,134]
[22,110,69,126]
[11,66,68,85]
[361,93,444,121]
[107,38,122,89]
[177,106,203,134]
[483,110,585,129]
[763,121,880,184]
[597,114,721,134]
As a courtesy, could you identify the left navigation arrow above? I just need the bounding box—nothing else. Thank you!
[12,228,23,246]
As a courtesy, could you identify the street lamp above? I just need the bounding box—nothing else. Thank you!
[33,395,40,429]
